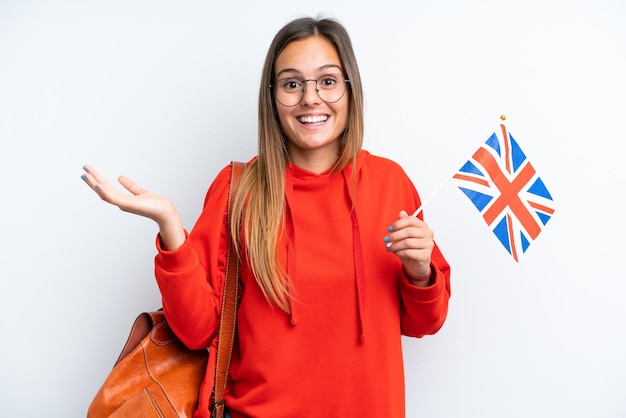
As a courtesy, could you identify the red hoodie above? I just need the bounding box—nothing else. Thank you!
[155,150,451,418]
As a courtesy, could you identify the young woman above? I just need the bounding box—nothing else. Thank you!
[82,16,451,418]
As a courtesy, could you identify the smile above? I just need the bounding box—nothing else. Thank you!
[297,115,329,125]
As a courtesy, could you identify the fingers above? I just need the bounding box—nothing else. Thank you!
[385,228,433,253]
[384,210,434,270]
[81,164,110,189]
[387,211,431,241]
[81,165,137,206]
[81,165,106,197]
[81,164,111,190]
[384,211,435,283]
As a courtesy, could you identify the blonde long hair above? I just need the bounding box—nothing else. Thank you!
[230,17,365,312]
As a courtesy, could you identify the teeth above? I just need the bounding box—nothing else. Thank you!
[298,115,328,123]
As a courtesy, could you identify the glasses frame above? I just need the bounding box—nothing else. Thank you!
[269,75,351,107]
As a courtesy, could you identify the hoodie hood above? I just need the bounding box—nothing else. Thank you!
[284,151,369,343]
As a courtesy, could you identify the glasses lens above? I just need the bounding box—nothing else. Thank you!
[316,74,346,104]
[274,78,302,107]
[274,74,348,107]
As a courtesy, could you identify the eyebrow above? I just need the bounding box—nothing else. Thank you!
[275,64,344,79]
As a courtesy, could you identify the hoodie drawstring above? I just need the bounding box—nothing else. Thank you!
[342,165,366,343]
[284,169,299,326]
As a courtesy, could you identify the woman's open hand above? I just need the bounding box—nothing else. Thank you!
[81,164,185,250]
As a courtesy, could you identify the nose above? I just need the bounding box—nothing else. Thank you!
[300,79,321,105]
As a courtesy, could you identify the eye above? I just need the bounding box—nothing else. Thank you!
[319,74,340,89]
[279,78,302,91]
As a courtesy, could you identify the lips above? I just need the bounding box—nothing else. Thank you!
[297,114,329,125]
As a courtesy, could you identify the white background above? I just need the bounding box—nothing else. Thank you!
[1,0,625,416]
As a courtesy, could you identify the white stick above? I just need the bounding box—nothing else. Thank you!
[411,174,452,217]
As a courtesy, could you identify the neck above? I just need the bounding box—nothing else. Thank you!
[288,146,339,174]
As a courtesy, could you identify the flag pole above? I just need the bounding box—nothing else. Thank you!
[411,174,452,217]
[411,115,508,218]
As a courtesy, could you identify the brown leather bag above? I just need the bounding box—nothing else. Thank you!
[87,311,208,417]
[88,162,246,418]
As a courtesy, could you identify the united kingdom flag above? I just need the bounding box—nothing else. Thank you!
[452,124,555,261]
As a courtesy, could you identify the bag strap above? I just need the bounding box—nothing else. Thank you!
[212,161,246,418]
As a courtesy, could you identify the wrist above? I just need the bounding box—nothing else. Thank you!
[407,268,432,287]
[158,213,185,251]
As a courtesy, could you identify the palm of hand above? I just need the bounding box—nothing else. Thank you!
[81,165,175,224]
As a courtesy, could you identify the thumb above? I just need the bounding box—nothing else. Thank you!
[399,210,409,218]
[118,176,144,196]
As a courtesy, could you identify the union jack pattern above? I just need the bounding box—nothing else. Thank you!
[452,124,555,261]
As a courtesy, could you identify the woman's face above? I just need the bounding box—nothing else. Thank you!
[274,35,349,172]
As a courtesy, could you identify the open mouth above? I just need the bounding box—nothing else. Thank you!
[297,115,329,125]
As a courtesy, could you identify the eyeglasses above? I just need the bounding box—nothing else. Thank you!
[270,74,350,107]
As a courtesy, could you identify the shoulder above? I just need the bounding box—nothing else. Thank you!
[358,150,418,198]
[203,157,255,207]
[208,163,235,191]
[210,157,256,189]
[359,150,408,177]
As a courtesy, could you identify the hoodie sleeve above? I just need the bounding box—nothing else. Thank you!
[399,242,451,338]
[153,164,233,350]
[383,157,451,338]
